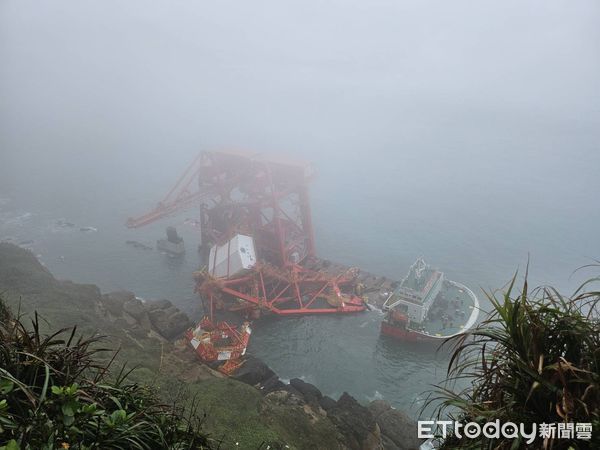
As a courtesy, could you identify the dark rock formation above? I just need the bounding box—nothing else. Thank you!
[368,400,422,450]
[147,298,172,310]
[146,299,191,339]
[260,374,286,394]
[327,392,381,450]
[231,358,421,449]
[122,296,146,320]
[101,290,133,316]
[264,389,305,407]
[318,395,337,412]
[99,291,190,340]
[290,378,323,405]
[232,355,276,386]
[0,243,420,450]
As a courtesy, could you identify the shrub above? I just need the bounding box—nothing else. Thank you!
[0,298,212,449]
[428,269,599,449]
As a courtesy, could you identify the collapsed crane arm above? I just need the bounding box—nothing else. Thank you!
[126,191,205,228]
[126,153,206,228]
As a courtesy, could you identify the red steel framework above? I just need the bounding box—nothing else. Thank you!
[127,150,366,319]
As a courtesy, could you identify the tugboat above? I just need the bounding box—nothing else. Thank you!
[381,259,479,343]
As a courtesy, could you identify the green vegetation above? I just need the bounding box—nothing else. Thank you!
[0,244,345,449]
[183,378,341,449]
[182,378,280,448]
[0,298,212,449]
[429,269,599,449]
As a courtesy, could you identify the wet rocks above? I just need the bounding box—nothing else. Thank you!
[99,292,190,340]
[146,299,191,340]
[318,395,337,412]
[0,243,420,449]
[231,358,421,450]
[327,392,381,450]
[56,218,76,228]
[264,389,305,407]
[261,374,286,394]
[122,296,147,320]
[234,366,386,450]
[232,355,276,386]
[122,297,153,331]
[125,240,153,251]
[290,377,322,406]
[101,290,133,316]
[368,400,422,450]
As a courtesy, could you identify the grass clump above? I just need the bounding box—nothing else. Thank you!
[0,298,212,449]
[428,269,599,449]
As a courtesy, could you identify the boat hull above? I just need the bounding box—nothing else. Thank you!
[380,321,444,343]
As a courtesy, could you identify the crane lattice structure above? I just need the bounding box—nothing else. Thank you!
[128,150,366,319]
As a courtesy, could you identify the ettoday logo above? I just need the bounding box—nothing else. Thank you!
[418,420,592,444]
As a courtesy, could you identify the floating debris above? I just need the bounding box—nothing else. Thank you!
[79,226,98,232]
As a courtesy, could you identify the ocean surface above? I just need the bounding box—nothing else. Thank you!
[2,0,599,422]
[1,142,598,418]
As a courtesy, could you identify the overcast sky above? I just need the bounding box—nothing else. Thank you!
[1,1,598,219]
[1,0,599,290]
[2,1,598,163]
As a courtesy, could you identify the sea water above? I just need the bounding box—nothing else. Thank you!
[1,138,598,418]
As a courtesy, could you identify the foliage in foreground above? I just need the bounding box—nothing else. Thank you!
[0,298,212,450]
[428,269,600,449]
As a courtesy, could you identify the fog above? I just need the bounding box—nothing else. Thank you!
[1,0,599,291]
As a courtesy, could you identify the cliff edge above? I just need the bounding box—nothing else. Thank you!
[0,243,421,450]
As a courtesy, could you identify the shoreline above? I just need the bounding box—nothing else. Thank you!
[0,242,423,449]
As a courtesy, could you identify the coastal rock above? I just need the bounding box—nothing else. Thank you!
[233,355,276,386]
[0,243,420,450]
[368,400,421,450]
[0,243,56,294]
[260,374,286,394]
[147,298,172,310]
[318,395,337,412]
[289,378,323,405]
[101,290,135,317]
[283,385,305,402]
[368,399,392,419]
[264,390,290,405]
[147,305,191,340]
[122,296,146,320]
[381,435,401,450]
[328,392,381,450]
[264,389,305,407]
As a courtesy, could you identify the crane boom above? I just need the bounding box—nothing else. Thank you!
[126,153,206,228]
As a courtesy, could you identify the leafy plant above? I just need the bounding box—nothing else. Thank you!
[0,297,212,449]
[426,268,600,449]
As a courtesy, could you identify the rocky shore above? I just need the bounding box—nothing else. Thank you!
[0,243,421,449]
[231,356,421,450]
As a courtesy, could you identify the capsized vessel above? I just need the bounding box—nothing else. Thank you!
[381,259,479,342]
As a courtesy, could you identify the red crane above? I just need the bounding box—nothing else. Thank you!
[126,152,208,229]
[128,150,366,373]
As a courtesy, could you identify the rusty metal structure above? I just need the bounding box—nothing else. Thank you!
[127,150,366,370]
[127,150,316,268]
